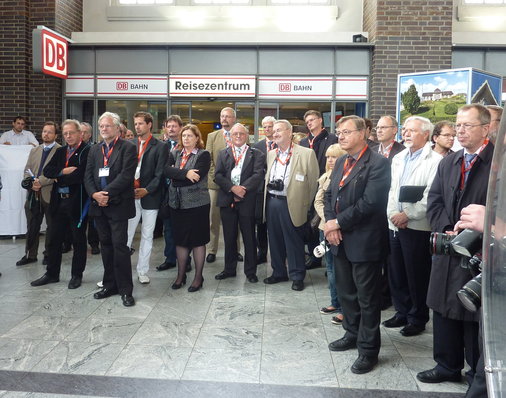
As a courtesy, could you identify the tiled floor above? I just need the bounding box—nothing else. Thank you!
[0,233,467,397]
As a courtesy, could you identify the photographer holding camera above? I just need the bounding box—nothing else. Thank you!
[417,104,494,386]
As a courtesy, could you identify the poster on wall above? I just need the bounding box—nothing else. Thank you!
[397,68,502,125]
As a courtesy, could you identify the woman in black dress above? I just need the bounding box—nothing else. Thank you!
[165,124,211,292]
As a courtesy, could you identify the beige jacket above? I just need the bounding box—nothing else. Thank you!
[23,143,61,203]
[314,171,331,231]
[206,129,226,190]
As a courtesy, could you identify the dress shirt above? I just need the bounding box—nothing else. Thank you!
[268,146,291,196]
[0,130,38,146]
[398,147,423,211]
[230,144,248,186]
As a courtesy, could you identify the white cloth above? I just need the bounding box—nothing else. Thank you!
[127,198,158,275]
[0,145,32,235]
[268,147,291,196]
[0,130,38,146]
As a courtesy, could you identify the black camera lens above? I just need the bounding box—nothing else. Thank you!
[430,232,456,256]
[457,273,482,313]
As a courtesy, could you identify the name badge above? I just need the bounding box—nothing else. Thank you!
[295,173,305,182]
[99,167,110,177]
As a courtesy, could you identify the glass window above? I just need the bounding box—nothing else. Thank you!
[236,103,255,143]
[119,0,174,4]
[463,0,505,3]
[270,0,328,4]
[192,0,250,3]
[170,103,191,124]
[278,102,332,133]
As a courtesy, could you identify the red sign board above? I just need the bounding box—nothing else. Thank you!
[41,29,68,79]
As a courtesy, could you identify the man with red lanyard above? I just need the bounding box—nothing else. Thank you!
[372,115,405,162]
[214,123,265,283]
[84,112,137,307]
[418,104,493,385]
[126,111,167,284]
[324,115,390,374]
[31,120,90,289]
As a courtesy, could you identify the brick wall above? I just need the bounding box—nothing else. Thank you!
[0,0,82,138]
[363,0,453,124]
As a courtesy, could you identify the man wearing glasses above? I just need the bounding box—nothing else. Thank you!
[324,116,390,374]
[372,115,404,162]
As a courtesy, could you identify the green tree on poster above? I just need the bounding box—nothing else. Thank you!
[402,84,421,114]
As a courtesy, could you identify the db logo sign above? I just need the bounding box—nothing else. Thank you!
[279,83,291,92]
[41,30,68,79]
[116,82,128,91]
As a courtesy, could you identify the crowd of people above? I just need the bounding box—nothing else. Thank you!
[0,102,501,395]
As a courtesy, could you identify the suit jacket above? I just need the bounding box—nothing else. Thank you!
[426,143,494,321]
[369,140,405,163]
[206,129,227,190]
[324,146,391,262]
[84,138,137,221]
[264,144,319,227]
[23,143,61,203]
[252,139,272,221]
[300,129,338,175]
[43,142,90,218]
[131,136,168,209]
[214,145,265,212]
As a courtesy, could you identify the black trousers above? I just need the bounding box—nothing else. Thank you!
[256,221,268,257]
[388,228,431,326]
[433,311,480,385]
[24,198,52,259]
[333,247,382,357]
[220,203,257,277]
[266,196,305,281]
[94,215,133,296]
[87,217,99,247]
[46,198,87,278]
[466,323,487,398]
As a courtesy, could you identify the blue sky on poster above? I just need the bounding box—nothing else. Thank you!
[399,70,469,96]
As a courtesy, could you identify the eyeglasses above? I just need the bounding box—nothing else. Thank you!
[455,123,486,131]
[336,129,360,137]
[305,118,319,124]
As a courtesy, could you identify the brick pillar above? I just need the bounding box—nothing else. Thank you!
[363,0,453,123]
[0,0,82,137]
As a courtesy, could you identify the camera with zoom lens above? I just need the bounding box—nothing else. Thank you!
[313,240,330,258]
[267,179,284,191]
[430,229,483,312]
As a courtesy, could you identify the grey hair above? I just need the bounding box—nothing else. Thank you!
[404,116,433,135]
[262,116,276,125]
[274,119,293,133]
[98,112,121,127]
[61,119,81,131]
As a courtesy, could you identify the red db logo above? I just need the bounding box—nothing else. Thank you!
[41,30,68,79]
[279,83,291,92]
[116,82,128,91]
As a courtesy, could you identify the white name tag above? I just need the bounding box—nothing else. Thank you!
[99,167,109,177]
[295,173,305,182]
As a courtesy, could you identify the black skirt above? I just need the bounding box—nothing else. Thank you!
[169,204,210,247]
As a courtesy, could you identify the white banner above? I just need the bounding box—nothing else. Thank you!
[169,75,256,97]
[65,75,94,96]
[335,77,368,100]
[258,77,333,99]
[97,75,167,97]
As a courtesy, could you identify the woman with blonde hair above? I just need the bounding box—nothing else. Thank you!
[313,143,347,324]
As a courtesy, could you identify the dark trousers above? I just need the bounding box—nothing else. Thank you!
[87,217,99,247]
[266,196,305,281]
[220,204,257,277]
[94,216,133,296]
[46,198,87,278]
[466,323,487,398]
[163,217,176,263]
[433,311,480,385]
[388,228,431,326]
[333,247,382,357]
[24,198,52,259]
[256,221,268,257]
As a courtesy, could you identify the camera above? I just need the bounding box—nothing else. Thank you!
[457,253,482,313]
[313,240,330,258]
[267,179,284,191]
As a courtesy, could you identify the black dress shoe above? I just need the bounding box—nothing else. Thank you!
[400,323,425,337]
[16,256,37,266]
[328,336,357,352]
[188,278,204,293]
[416,368,462,384]
[68,276,82,289]
[156,261,176,271]
[31,274,59,287]
[351,355,378,374]
[93,288,118,299]
[237,253,243,262]
[215,271,236,280]
[292,280,304,291]
[91,245,100,255]
[122,294,135,307]
[263,275,289,284]
[206,253,216,263]
[382,316,407,328]
[247,275,259,283]
[171,274,187,290]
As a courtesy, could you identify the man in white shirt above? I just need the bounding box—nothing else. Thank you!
[0,116,38,146]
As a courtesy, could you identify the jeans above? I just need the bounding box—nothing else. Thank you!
[320,230,341,310]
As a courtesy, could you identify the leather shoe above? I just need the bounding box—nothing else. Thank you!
[68,276,82,289]
[206,253,216,263]
[16,256,37,266]
[237,253,243,262]
[382,316,407,328]
[215,271,236,280]
[247,275,259,283]
[400,323,425,337]
[121,294,135,307]
[292,280,304,291]
[156,261,176,271]
[328,336,357,352]
[93,288,118,299]
[416,368,461,384]
[31,274,59,286]
[91,245,100,255]
[263,275,289,284]
[351,355,378,374]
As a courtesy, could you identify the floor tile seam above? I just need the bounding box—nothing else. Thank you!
[258,275,267,384]
[398,352,425,392]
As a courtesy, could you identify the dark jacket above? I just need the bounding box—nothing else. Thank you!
[300,128,338,175]
[368,140,405,163]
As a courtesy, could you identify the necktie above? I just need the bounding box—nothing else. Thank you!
[343,156,356,175]
[464,153,477,185]
[37,146,52,177]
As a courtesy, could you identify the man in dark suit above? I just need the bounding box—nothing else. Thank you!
[324,115,391,374]
[370,115,404,162]
[126,111,168,284]
[417,104,493,385]
[252,116,276,264]
[84,112,137,307]
[31,120,90,289]
[214,123,265,282]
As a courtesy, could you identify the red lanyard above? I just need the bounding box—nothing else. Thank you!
[460,140,488,190]
[339,145,367,188]
[275,144,293,166]
[232,145,248,166]
[379,142,394,158]
[266,140,274,151]
[308,135,315,149]
[65,142,81,167]
[179,149,192,169]
[223,131,233,148]
[137,135,152,163]
[101,137,119,167]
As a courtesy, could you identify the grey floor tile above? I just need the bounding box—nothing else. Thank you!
[0,313,31,335]
[65,315,145,344]
[204,296,264,326]
[2,316,84,341]
[129,317,202,347]
[0,339,59,371]
[195,324,262,349]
